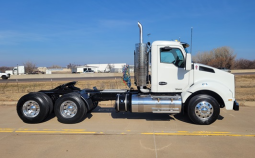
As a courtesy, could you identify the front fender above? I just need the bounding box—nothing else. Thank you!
[182,80,235,110]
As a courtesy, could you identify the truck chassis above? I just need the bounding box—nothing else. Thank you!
[17,81,238,125]
[17,81,181,123]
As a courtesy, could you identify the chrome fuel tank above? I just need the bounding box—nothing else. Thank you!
[131,94,182,113]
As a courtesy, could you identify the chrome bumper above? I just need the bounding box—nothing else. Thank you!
[233,101,239,111]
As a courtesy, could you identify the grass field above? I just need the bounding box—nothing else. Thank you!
[0,79,129,102]
[0,75,254,105]
[235,75,255,102]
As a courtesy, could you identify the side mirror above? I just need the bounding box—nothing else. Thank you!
[185,53,192,70]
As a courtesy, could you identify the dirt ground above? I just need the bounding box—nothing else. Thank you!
[0,75,254,106]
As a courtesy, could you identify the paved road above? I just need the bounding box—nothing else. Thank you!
[0,105,254,158]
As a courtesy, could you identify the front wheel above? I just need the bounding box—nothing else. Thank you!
[2,76,8,80]
[188,94,220,125]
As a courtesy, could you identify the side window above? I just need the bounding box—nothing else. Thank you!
[160,51,175,63]
[160,48,184,68]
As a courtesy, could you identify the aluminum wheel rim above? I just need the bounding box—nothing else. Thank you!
[22,100,40,118]
[60,100,78,118]
[195,101,214,120]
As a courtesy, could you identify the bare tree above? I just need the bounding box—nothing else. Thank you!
[23,61,36,74]
[233,59,255,69]
[67,63,76,69]
[193,46,236,69]
[48,65,62,69]
[0,66,12,73]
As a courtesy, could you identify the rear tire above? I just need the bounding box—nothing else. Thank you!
[188,94,220,125]
[17,93,49,123]
[54,92,87,124]
[38,92,53,114]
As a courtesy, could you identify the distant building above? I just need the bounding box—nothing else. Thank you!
[37,67,47,72]
[71,63,127,73]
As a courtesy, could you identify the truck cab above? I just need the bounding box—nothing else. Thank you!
[151,41,191,93]
[150,40,236,111]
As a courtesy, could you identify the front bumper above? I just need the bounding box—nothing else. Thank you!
[233,101,239,111]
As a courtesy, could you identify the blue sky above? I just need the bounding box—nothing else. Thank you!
[0,0,255,67]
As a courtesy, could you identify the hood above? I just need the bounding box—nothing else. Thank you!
[193,63,235,97]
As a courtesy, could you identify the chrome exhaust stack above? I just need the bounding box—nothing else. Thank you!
[138,22,143,43]
[134,22,149,93]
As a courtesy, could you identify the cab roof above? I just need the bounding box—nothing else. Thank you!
[152,41,189,48]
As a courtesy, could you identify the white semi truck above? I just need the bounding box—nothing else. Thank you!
[13,66,25,75]
[16,22,239,125]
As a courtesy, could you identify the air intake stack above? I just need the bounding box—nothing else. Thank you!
[134,22,149,92]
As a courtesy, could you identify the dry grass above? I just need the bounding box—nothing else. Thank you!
[0,75,254,102]
[235,75,255,101]
[0,79,131,101]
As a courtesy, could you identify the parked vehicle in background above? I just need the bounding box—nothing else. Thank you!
[72,67,95,73]
[0,71,10,80]
[84,70,95,73]
[72,67,84,73]
[29,71,45,74]
[5,66,25,75]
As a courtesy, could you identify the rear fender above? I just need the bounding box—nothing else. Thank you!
[80,90,94,111]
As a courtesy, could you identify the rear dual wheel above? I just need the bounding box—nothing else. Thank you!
[17,93,50,123]
[54,92,87,124]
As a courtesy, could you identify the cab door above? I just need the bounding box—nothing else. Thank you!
[157,46,190,93]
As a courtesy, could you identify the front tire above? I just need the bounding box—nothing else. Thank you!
[188,94,220,125]
[54,92,87,124]
[2,75,8,80]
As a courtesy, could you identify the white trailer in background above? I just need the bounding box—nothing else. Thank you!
[13,66,25,75]
[71,67,84,73]
[46,70,52,74]
[72,66,97,73]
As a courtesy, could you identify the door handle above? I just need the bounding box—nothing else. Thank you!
[159,82,167,85]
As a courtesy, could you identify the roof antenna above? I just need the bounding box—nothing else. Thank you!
[190,27,193,54]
